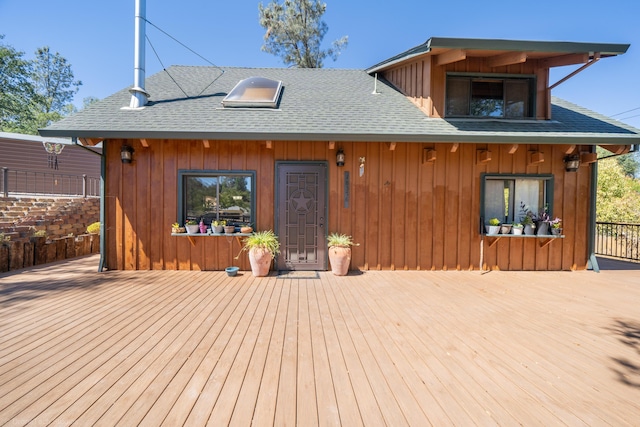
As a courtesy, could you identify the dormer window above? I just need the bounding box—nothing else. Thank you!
[222,77,283,108]
[446,74,535,119]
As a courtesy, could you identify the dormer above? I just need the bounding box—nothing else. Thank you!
[367,37,629,121]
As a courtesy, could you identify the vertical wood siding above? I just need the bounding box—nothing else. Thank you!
[105,139,590,271]
[383,57,550,120]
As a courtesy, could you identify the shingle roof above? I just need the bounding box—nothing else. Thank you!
[40,66,640,145]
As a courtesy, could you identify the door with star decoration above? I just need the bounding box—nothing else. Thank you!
[275,162,328,271]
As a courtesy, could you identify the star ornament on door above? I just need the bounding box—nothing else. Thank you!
[290,189,314,213]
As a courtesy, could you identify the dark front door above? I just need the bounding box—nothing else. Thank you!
[276,162,327,271]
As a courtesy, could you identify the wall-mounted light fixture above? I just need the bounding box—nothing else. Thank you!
[564,154,580,172]
[336,148,345,167]
[121,145,134,164]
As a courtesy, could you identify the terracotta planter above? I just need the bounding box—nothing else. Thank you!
[249,247,273,277]
[328,246,351,276]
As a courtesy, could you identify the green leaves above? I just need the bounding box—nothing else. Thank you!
[0,36,81,134]
[258,0,348,68]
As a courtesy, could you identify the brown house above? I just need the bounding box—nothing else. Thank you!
[40,37,640,272]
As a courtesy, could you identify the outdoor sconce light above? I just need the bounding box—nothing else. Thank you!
[121,145,134,164]
[336,148,345,167]
[564,154,580,172]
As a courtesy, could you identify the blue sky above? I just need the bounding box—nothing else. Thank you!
[2,0,639,128]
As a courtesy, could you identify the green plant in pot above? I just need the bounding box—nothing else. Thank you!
[327,233,358,276]
[212,220,226,234]
[485,217,501,235]
[185,219,199,234]
[239,230,280,277]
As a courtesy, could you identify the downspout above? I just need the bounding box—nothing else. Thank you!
[128,0,149,109]
[587,148,600,272]
[98,144,106,272]
[72,137,106,272]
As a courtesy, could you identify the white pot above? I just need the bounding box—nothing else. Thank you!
[512,227,523,235]
[485,225,500,235]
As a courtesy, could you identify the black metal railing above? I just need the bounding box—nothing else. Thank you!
[1,167,100,198]
[595,222,640,262]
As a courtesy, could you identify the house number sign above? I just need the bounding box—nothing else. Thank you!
[344,171,350,208]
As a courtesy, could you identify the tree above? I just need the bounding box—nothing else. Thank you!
[0,38,82,135]
[30,46,82,130]
[597,157,640,223]
[259,0,348,68]
[616,152,640,178]
[0,35,36,133]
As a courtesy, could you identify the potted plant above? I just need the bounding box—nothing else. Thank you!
[521,215,536,235]
[550,217,563,236]
[519,202,536,235]
[224,224,236,234]
[212,220,225,234]
[327,233,358,276]
[512,222,524,235]
[485,218,501,235]
[240,224,253,234]
[534,206,551,236]
[499,223,512,234]
[185,219,199,234]
[239,230,280,276]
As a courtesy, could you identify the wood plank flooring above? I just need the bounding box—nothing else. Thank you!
[1,255,639,426]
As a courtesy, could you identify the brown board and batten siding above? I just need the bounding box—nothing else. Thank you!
[104,139,589,272]
[382,56,550,120]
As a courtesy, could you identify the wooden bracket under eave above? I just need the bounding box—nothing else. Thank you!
[388,142,397,151]
[328,141,336,150]
[581,152,598,164]
[140,139,149,148]
[477,150,492,163]
[265,140,273,149]
[202,140,210,148]
[450,143,459,153]
[600,145,631,155]
[507,144,519,154]
[423,148,436,163]
[529,151,544,165]
[563,144,577,155]
[78,137,102,146]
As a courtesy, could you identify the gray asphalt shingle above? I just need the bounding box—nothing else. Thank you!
[41,66,640,145]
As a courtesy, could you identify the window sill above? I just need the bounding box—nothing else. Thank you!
[484,234,564,248]
[171,232,252,246]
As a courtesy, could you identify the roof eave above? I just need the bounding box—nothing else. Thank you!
[366,37,630,74]
[38,129,640,146]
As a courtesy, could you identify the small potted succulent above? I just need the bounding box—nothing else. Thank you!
[485,218,501,235]
[185,219,199,234]
[171,222,186,234]
[550,217,563,236]
[511,222,524,235]
[327,233,358,276]
[212,220,225,234]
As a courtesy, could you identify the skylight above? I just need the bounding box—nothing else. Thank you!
[222,77,283,108]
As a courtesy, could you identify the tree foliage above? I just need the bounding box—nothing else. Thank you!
[0,35,36,133]
[258,0,348,68]
[0,36,81,134]
[597,157,640,223]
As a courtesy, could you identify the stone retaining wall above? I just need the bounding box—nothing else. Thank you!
[0,233,100,273]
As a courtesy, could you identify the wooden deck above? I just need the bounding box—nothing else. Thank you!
[1,256,639,426]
